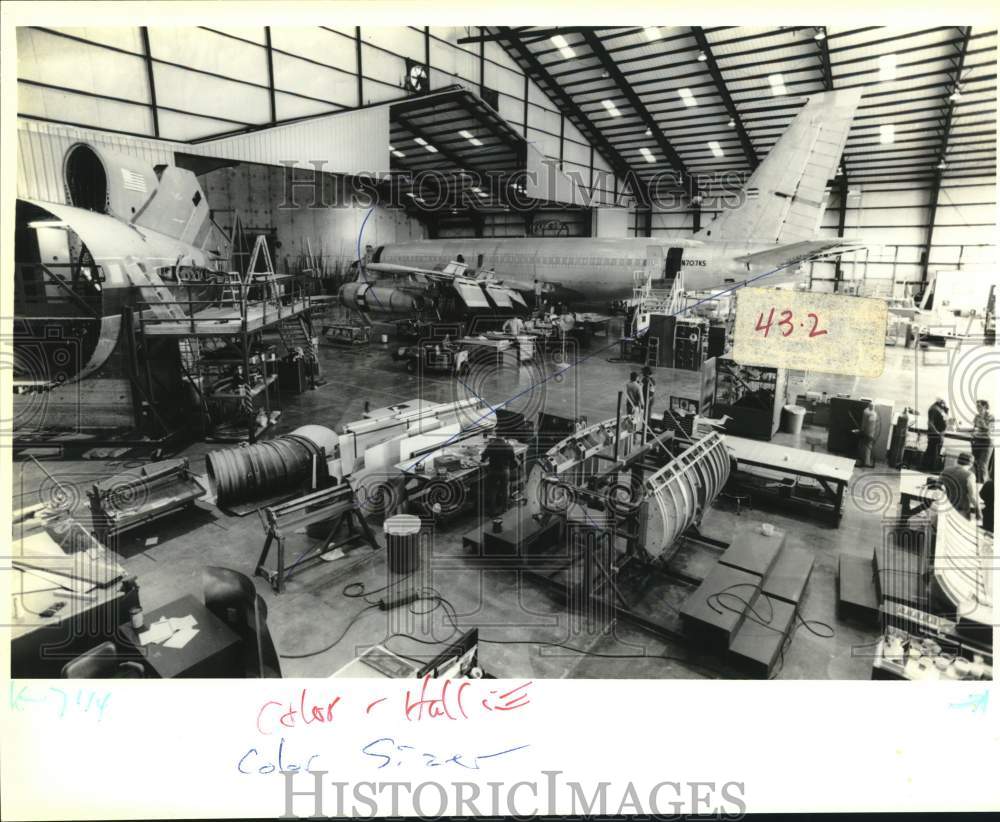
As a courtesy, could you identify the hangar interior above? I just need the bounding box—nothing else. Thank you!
[9,25,997,681]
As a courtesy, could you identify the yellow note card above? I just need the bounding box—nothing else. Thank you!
[731,288,887,378]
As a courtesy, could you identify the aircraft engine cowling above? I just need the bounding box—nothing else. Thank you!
[338,282,425,315]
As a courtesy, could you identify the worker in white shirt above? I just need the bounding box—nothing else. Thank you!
[855,401,879,468]
[938,453,981,521]
[503,316,525,336]
[625,372,643,424]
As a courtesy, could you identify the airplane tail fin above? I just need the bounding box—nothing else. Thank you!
[694,89,862,244]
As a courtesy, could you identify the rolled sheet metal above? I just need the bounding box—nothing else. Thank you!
[527,421,731,561]
[205,425,337,507]
[641,432,731,559]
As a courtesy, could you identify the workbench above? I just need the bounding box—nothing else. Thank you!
[395,435,528,519]
[725,436,856,523]
[10,521,137,677]
[898,469,944,519]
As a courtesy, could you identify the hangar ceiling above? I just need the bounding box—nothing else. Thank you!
[465,26,997,202]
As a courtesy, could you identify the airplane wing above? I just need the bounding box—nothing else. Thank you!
[363,261,449,277]
[734,239,865,270]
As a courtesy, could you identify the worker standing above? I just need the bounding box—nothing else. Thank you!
[625,372,643,423]
[481,435,518,519]
[938,452,981,520]
[503,315,525,336]
[855,401,878,468]
[980,474,994,533]
[971,399,994,483]
[923,398,949,472]
[533,279,544,315]
[641,365,657,422]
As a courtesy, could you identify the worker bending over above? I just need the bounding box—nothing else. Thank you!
[938,452,981,521]
[625,372,643,424]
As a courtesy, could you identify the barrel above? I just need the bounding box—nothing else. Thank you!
[780,404,806,435]
[384,513,422,574]
[205,425,337,507]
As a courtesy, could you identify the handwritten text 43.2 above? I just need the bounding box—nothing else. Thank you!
[754,307,828,339]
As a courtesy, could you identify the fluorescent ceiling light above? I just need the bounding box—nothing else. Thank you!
[639,147,656,163]
[878,53,897,82]
[879,123,895,144]
[768,74,787,96]
[550,34,576,59]
[643,27,662,42]
[28,220,69,229]
[678,88,698,107]
[413,137,427,145]
[471,186,488,198]
[602,99,623,117]
[708,140,724,158]
[459,129,483,147]
[392,150,406,158]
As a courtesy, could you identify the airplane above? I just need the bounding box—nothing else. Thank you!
[13,142,226,432]
[345,88,865,312]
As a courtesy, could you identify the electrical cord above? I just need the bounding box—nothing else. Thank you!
[380,585,728,680]
[341,572,416,606]
[278,602,380,659]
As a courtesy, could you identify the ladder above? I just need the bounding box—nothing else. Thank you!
[278,315,320,380]
[645,336,660,368]
[217,271,244,307]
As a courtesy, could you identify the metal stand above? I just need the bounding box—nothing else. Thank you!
[255,483,381,592]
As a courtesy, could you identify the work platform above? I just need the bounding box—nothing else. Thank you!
[139,296,310,336]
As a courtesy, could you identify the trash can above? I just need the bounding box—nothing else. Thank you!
[780,404,806,435]
[384,513,422,574]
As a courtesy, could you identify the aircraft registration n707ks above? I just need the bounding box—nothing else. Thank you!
[343,88,864,313]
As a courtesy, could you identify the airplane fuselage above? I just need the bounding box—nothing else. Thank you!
[372,238,803,306]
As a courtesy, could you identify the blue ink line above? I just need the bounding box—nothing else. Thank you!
[949,690,989,713]
[412,257,806,467]
[354,205,387,311]
[478,744,530,759]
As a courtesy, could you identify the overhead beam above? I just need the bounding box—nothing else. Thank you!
[458,27,612,46]
[690,27,757,170]
[815,25,851,292]
[396,113,489,178]
[495,26,650,206]
[815,26,849,180]
[139,27,159,138]
[833,174,849,292]
[581,30,696,198]
[921,25,974,286]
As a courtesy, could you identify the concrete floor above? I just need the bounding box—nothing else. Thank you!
[12,318,976,679]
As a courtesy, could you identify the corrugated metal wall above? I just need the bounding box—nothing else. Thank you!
[16,119,176,203]
[626,174,997,297]
[16,25,626,214]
